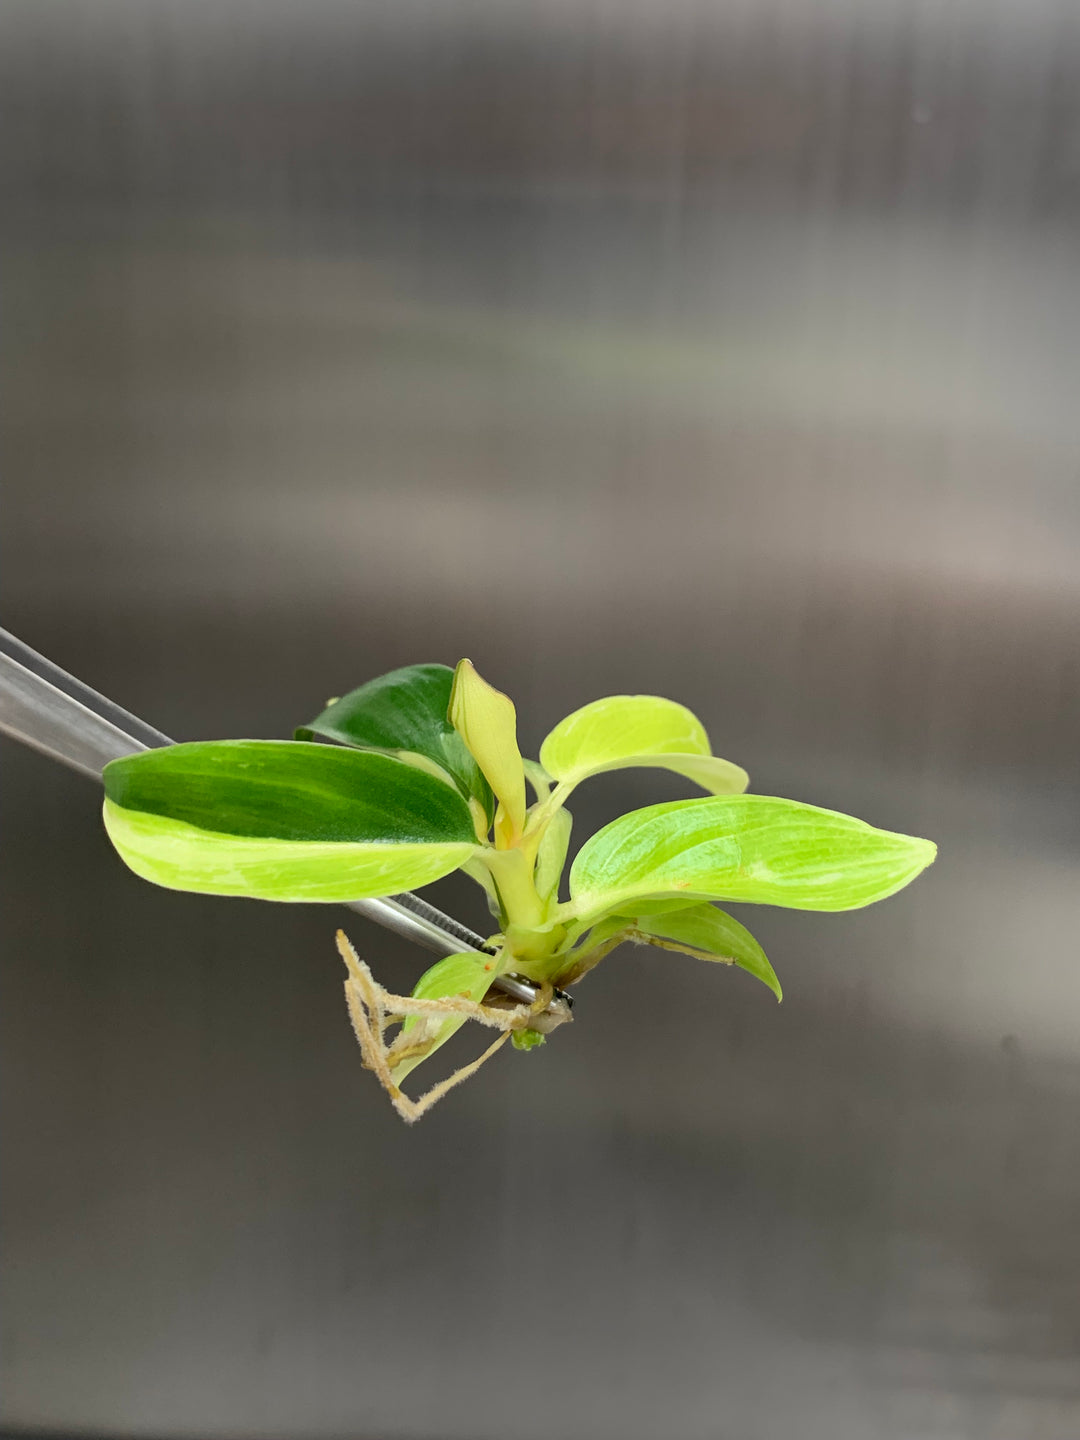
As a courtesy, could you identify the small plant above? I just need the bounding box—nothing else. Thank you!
[102,660,936,1120]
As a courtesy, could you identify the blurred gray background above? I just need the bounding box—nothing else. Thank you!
[2,2,1079,1437]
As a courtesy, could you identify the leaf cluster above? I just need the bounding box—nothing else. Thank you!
[102,660,936,1105]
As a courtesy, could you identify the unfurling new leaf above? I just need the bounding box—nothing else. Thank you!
[449,658,527,842]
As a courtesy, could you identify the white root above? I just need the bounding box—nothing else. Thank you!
[335,930,551,1123]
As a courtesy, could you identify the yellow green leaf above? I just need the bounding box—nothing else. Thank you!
[448,659,526,840]
[390,951,495,1084]
[539,694,748,795]
[570,794,937,921]
[534,806,573,905]
[632,904,782,1000]
[104,803,476,903]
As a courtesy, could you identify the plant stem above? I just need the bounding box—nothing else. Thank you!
[480,847,546,931]
[475,846,569,968]
[521,780,577,845]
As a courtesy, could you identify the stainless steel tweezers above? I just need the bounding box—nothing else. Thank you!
[0,626,569,1017]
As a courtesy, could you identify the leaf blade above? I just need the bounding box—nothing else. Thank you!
[541,694,709,774]
[539,695,748,795]
[573,751,749,795]
[534,806,572,906]
[104,741,479,844]
[390,951,496,1084]
[633,904,782,1001]
[102,740,479,901]
[103,802,476,902]
[297,663,494,821]
[569,794,936,920]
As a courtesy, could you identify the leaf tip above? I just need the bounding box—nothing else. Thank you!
[904,834,938,880]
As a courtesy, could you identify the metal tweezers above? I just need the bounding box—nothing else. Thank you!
[0,626,571,1023]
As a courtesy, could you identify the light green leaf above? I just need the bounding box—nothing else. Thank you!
[390,951,495,1084]
[632,904,782,1001]
[534,807,572,906]
[296,662,494,823]
[622,896,705,918]
[102,741,478,902]
[633,753,750,794]
[569,794,936,921]
[542,694,710,771]
[539,694,748,795]
[449,659,527,841]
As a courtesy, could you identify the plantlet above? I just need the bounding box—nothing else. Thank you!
[102,659,936,1120]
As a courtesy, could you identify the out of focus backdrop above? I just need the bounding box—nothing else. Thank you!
[3,2,1080,1437]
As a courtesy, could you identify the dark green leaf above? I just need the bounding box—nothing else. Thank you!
[102,741,479,902]
[297,663,494,823]
[105,741,477,844]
